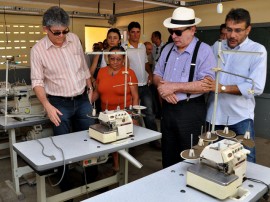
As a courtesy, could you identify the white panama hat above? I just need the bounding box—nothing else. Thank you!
[163,7,201,28]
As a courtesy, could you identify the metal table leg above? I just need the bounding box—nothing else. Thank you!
[6,128,33,200]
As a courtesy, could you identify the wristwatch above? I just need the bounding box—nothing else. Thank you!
[221,85,226,92]
[87,86,93,94]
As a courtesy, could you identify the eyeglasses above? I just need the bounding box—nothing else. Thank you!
[226,27,247,34]
[48,27,69,36]
[168,27,189,36]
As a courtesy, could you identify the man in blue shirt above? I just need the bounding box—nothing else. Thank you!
[204,8,267,163]
[153,7,216,168]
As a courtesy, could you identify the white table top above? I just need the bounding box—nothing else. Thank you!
[0,116,49,130]
[83,161,270,202]
[13,125,162,172]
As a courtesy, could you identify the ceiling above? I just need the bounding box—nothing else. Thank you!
[0,0,235,17]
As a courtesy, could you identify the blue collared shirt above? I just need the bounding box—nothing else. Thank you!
[154,37,216,101]
[206,37,267,125]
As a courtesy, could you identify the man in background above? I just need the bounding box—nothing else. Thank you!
[123,22,158,143]
[219,23,227,40]
[151,31,164,69]
[144,41,154,69]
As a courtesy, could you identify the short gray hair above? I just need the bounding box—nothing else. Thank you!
[42,6,70,27]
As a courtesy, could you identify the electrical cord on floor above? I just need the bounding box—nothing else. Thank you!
[244,177,270,200]
[36,137,66,187]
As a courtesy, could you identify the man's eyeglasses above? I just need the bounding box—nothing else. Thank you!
[168,27,189,36]
[226,27,247,34]
[48,27,69,36]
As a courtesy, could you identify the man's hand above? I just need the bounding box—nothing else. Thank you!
[147,74,153,85]
[157,80,175,97]
[44,102,62,127]
[157,80,178,104]
[201,76,221,92]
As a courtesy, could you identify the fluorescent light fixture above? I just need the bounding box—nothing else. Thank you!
[217,3,223,14]
[130,0,179,8]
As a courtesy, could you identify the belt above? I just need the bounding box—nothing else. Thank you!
[178,95,205,104]
[138,85,148,88]
[48,89,86,101]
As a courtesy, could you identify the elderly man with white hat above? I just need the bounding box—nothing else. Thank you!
[153,7,216,168]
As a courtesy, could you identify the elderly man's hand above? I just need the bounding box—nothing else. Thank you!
[157,80,178,104]
[157,80,175,97]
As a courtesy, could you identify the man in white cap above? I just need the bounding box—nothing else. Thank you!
[153,7,216,168]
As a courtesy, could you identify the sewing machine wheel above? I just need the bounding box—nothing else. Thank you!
[87,113,99,119]
[216,130,236,138]
[199,132,219,142]
[236,135,255,148]
[132,105,147,110]
[180,149,201,160]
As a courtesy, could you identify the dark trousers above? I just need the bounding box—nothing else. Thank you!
[149,84,161,119]
[138,85,158,131]
[161,96,206,168]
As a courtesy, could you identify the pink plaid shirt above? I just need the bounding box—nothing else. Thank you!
[31,33,90,97]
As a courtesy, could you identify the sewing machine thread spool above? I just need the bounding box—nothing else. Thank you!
[189,149,195,157]
[223,126,229,134]
[216,129,236,138]
[199,132,219,142]
[198,138,204,147]
[180,149,200,160]
[92,108,96,117]
[244,131,250,139]
[206,131,211,139]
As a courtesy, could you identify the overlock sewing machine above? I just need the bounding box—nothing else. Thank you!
[89,110,133,143]
[186,139,250,200]
[0,82,44,119]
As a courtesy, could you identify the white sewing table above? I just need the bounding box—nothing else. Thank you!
[82,161,270,202]
[13,125,162,202]
[0,116,49,199]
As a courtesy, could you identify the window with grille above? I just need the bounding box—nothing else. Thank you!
[0,23,45,69]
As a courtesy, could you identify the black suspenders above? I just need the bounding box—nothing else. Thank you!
[163,40,202,101]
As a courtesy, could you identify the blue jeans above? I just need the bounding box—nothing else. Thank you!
[214,119,255,163]
[138,85,158,131]
[48,92,96,192]
[48,93,95,136]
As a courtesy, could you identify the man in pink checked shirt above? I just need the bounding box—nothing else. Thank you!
[30,6,96,196]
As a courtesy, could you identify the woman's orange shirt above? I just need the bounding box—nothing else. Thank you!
[96,66,138,111]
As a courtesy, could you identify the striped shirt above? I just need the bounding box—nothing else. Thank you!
[31,33,90,97]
